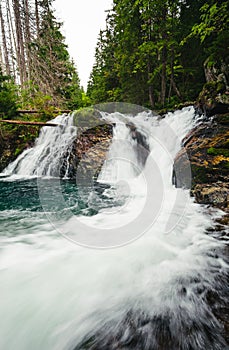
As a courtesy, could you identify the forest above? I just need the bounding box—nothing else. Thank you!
[0,0,228,117]
[0,0,84,120]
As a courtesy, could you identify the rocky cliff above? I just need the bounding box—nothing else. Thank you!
[173,113,229,212]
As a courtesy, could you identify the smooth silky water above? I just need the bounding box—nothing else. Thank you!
[0,108,228,350]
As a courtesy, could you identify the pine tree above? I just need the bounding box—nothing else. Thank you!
[0,0,83,109]
[88,0,216,108]
[0,68,18,119]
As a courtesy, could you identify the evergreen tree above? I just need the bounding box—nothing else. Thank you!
[0,0,83,110]
[88,0,227,108]
[30,0,82,107]
[0,68,18,119]
[190,0,229,84]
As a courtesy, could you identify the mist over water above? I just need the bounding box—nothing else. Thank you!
[0,107,228,349]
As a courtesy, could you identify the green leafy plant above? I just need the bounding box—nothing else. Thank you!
[0,69,18,119]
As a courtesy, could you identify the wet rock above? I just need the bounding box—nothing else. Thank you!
[216,214,229,226]
[72,305,228,350]
[61,111,150,180]
[72,107,103,128]
[195,80,229,117]
[60,124,113,179]
[191,183,229,210]
[173,112,229,211]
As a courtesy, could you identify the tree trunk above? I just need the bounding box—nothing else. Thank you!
[160,5,167,107]
[148,60,154,108]
[0,2,10,75]
[0,41,4,71]
[23,0,32,80]
[13,0,26,84]
[6,0,17,81]
[34,0,40,35]
[169,47,182,100]
[0,119,58,127]
[147,16,154,108]
[161,45,166,106]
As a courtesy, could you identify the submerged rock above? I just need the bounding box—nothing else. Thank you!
[192,183,229,209]
[72,297,228,350]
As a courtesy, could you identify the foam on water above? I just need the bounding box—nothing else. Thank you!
[0,107,228,350]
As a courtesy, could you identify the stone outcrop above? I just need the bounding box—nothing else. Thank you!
[173,113,229,213]
[195,57,229,117]
[60,123,113,179]
[60,107,150,180]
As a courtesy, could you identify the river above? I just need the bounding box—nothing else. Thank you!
[0,107,228,349]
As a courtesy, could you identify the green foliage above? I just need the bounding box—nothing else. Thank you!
[17,81,56,121]
[207,147,229,157]
[29,0,83,109]
[88,0,211,108]
[189,1,229,70]
[0,70,18,119]
[192,2,228,43]
[72,107,102,128]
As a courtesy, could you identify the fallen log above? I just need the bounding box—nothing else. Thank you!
[0,119,58,127]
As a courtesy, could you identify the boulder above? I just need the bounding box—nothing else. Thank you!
[173,112,229,211]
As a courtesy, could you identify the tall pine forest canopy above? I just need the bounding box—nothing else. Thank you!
[0,0,228,117]
[0,0,83,116]
[87,0,229,109]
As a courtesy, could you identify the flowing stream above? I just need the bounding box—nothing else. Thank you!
[0,107,228,350]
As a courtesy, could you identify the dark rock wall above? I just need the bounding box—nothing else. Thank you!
[173,113,229,212]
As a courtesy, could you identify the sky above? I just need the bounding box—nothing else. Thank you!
[54,0,113,90]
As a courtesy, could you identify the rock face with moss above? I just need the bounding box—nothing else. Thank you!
[60,123,113,179]
[59,107,149,179]
[196,81,229,117]
[173,112,229,212]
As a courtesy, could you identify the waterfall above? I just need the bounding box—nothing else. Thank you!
[3,114,76,178]
[0,107,227,350]
[98,120,139,183]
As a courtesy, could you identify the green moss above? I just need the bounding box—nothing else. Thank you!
[72,107,102,128]
[223,161,229,169]
[207,147,229,157]
[214,114,229,125]
[191,165,210,185]
[14,147,22,157]
[203,81,226,96]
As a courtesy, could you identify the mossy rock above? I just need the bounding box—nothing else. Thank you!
[72,107,103,128]
[200,81,226,100]
[207,147,229,157]
[190,165,211,186]
[191,183,229,209]
[196,80,229,116]
[213,114,229,125]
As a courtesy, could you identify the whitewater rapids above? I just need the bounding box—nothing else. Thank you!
[0,107,228,350]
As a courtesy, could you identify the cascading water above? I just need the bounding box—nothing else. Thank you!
[0,107,228,350]
[3,113,76,178]
[98,119,139,183]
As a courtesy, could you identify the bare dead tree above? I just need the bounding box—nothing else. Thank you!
[13,0,26,84]
[0,2,10,75]
[6,0,17,80]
